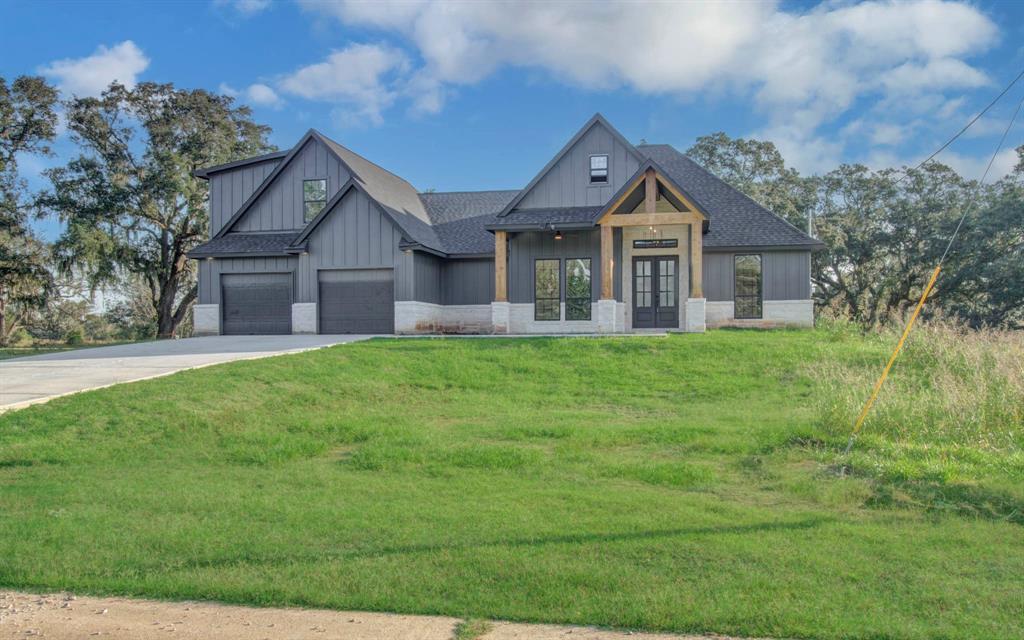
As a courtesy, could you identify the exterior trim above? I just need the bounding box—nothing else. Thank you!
[704,243,825,253]
[596,158,711,224]
[193,150,288,179]
[485,221,595,232]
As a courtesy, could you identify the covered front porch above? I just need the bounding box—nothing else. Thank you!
[491,166,707,334]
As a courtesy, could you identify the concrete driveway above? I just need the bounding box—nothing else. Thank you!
[0,335,373,412]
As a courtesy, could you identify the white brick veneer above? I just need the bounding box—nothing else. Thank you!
[291,303,317,334]
[705,299,813,328]
[508,303,601,334]
[685,298,706,333]
[193,304,219,336]
[491,301,510,334]
[396,301,493,334]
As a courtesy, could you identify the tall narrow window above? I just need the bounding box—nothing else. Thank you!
[535,259,560,321]
[734,254,762,319]
[590,155,608,184]
[565,258,592,320]
[303,179,327,222]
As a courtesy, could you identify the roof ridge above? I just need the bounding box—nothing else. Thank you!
[419,189,521,196]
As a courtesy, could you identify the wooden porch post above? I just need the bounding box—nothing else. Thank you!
[495,230,508,302]
[600,224,613,300]
[644,168,657,213]
[690,223,703,298]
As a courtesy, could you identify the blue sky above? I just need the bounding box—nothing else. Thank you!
[3,0,1024,240]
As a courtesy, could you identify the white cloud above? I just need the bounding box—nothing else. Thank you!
[39,41,150,97]
[214,0,271,16]
[246,83,283,108]
[939,148,1019,181]
[297,0,1000,164]
[278,43,409,124]
[219,82,284,109]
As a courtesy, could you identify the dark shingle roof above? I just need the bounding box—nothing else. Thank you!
[492,206,604,228]
[419,190,519,225]
[418,190,518,254]
[188,232,299,258]
[637,144,822,249]
[432,214,498,255]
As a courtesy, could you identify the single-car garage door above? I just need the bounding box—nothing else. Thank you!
[318,269,394,334]
[221,273,292,335]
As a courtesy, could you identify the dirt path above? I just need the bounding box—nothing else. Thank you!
[0,591,742,640]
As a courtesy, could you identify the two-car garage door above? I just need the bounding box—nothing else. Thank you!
[318,269,394,334]
[220,270,394,335]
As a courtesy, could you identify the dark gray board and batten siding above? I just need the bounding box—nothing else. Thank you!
[235,138,353,233]
[703,251,811,302]
[201,186,440,313]
[507,229,622,304]
[208,158,280,236]
[516,123,641,210]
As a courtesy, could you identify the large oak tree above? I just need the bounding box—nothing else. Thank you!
[38,82,274,338]
[0,75,58,344]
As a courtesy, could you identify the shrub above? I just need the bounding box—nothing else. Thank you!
[64,327,85,346]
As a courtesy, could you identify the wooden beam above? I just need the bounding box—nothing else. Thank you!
[690,223,703,298]
[604,212,703,227]
[645,168,657,213]
[494,230,508,302]
[601,224,614,300]
[596,171,646,224]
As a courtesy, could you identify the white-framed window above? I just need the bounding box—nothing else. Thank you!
[590,154,608,184]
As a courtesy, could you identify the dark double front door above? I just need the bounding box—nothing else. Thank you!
[633,256,679,329]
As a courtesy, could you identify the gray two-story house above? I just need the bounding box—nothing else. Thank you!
[189,114,822,335]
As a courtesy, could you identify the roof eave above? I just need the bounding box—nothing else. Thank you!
[485,221,597,232]
[193,150,289,180]
[703,242,826,253]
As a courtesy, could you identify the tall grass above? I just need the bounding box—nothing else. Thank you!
[814,320,1024,520]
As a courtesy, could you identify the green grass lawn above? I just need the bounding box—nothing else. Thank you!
[1,330,1021,639]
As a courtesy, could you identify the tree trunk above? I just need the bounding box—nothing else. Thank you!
[0,285,7,346]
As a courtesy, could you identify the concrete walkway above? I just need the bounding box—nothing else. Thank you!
[0,335,372,412]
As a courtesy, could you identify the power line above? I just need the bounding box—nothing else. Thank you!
[939,93,1024,266]
[895,66,1024,185]
[843,82,1024,457]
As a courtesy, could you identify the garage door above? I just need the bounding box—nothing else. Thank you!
[221,273,292,335]
[318,269,394,334]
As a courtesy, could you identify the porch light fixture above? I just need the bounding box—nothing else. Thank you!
[554,230,563,241]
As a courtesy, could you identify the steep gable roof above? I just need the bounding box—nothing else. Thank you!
[209,128,449,252]
[212,129,323,239]
[498,113,641,217]
[597,157,712,222]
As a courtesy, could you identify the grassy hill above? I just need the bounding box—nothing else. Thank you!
[1,327,1020,639]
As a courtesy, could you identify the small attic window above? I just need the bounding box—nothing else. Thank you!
[303,179,327,222]
[590,155,608,184]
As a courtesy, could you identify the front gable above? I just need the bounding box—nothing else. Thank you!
[230,136,353,233]
[302,185,404,269]
[501,114,642,214]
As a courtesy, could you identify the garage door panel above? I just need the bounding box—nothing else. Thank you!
[318,269,394,334]
[221,273,292,335]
